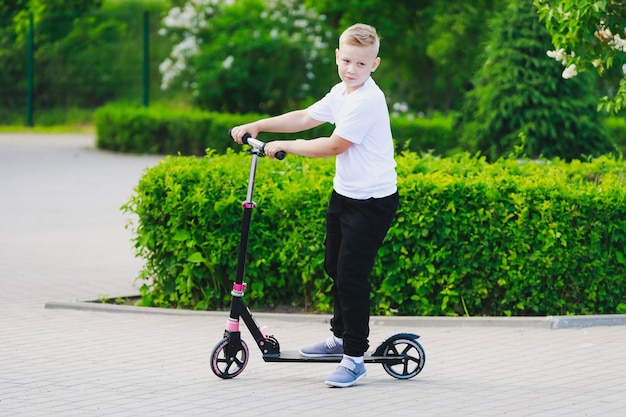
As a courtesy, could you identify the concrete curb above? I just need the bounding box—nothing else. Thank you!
[44,300,626,330]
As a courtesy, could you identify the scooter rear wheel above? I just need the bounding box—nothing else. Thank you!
[381,336,426,379]
[210,337,249,379]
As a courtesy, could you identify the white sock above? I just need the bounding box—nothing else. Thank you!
[333,335,343,346]
[345,354,364,364]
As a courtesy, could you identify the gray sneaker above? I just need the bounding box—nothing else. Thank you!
[325,357,367,387]
[299,336,344,357]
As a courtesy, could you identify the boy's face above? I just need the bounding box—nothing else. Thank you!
[335,43,380,94]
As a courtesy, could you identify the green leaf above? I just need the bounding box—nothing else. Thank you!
[187,252,205,263]
[173,230,190,241]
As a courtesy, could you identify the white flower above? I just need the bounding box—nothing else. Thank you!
[622,64,626,75]
[159,58,179,90]
[159,58,172,75]
[172,36,199,58]
[562,64,578,79]
[595,27,613,42]
[222,55,234,69]
[546,48,567,63]
[393,102,409,113]
[609,34,626,52]
[294,19,307,28]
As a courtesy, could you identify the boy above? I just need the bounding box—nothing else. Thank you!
[230,23,398,388]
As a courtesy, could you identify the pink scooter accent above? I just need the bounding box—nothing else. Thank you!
[226,318,240,332]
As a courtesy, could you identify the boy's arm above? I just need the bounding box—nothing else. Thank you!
[230,110,322,143]
[264,134,352,159]
[231,108,352,158]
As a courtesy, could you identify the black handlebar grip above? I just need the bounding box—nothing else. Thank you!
[228,128,251,144]
[275,151,286,160]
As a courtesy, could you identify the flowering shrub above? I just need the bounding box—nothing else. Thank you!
[535,0,626,113]
[158,0,335,114]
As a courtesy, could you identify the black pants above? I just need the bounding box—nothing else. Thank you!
[324,190,399,357]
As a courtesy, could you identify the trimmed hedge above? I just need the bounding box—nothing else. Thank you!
[95,104,249,155]
[95,103,626,158]
[123,151,626,316]
[94,103,456,156]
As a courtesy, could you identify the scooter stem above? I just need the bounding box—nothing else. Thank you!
[234,151,260,286]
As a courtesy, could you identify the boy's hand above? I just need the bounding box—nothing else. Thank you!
[263,141,287,159]
[230,124,260,144]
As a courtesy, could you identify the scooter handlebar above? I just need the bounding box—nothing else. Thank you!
[241,132,252,145]
[229,130,286,160]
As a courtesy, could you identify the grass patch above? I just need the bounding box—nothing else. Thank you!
[0,124,95,134]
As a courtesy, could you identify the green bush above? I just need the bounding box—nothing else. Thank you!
[95,103,458,155]
[95,103,241,155]
[381,153,626,316]
[123,151,626,316]
[95,102,626,158]
[392,115,458,156]
[123,150,334,310]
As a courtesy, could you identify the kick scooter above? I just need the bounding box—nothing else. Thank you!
[210,132,426,380]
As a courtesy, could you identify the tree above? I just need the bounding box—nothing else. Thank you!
[0,1,30,111]
[425,1,507,112]
[0,0,124,111]
[535,0,626,114]
[307,0,505,115]
[306,0,438,114]
[457,0,615,161]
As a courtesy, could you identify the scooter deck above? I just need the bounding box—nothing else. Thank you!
[262,350,402,364]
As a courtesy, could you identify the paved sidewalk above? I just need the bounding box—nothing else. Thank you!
[1,133,626,417]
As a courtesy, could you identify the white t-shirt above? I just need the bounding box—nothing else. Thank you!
[307,77,397,200]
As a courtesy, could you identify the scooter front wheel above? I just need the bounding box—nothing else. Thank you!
[381,336,426,379]
[210,337,249,379]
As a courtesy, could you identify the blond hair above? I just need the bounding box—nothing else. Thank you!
[339,23,380,56]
